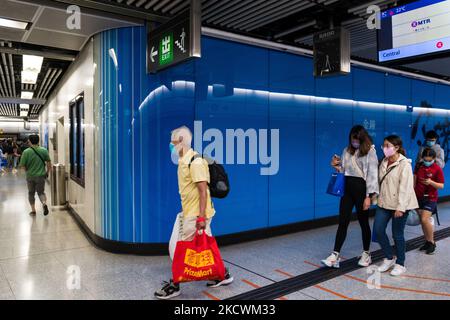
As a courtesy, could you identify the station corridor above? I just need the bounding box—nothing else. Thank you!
[0,170,449,300]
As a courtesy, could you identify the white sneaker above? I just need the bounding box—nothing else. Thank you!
[321,251,340,268]
[358,251,372,267]
[390,264,407,277]
[378,258,396,273]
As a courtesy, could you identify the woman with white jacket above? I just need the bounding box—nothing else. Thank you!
[374,135,418,276]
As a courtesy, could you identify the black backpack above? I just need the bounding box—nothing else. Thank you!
[189,155,230,199]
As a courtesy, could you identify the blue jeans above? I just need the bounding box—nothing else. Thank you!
[374,207,409,266]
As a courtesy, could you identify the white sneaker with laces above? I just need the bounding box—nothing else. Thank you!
[378,258,396,273]
[390,264,407,277]
[321,251,340,268]
[358,251,372,267]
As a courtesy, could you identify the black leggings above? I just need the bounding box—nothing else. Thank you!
[333,177,371,253]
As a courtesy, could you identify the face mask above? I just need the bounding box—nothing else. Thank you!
[426,140,436,147]
[423,160,435,167]
[351,140,360,149]
[383,146,397,158]
[169,142,176,154]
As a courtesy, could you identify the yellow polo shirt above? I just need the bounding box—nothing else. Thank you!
[178,149,215,218]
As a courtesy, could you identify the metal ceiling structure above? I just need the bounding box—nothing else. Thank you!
[1,0,449,120]
[86,0,450,79]
[0,0,140,119]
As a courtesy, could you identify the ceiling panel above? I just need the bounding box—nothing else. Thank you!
[34,7,142,38]
[0,28,26,42]
[26,29,87,51]
[0,0,40,22]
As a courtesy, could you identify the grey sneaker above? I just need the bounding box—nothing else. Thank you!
[207,269,234,288]
[154,280,181,300]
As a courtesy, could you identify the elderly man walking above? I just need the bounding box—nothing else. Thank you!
[154,126,233,299]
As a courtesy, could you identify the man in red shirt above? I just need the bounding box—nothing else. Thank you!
[414,148,445,255]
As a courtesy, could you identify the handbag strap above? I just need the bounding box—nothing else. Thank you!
[379,159,405,187]
[29,147,47,169]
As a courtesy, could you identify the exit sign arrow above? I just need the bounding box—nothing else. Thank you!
[150,46,158,63]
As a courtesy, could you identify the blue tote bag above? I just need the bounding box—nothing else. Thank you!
[326,171,345,197]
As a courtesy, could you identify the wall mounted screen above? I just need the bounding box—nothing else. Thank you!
[378,0,450,62]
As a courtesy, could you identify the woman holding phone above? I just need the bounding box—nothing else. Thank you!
[322,125,379,269]
[375,135,418,276]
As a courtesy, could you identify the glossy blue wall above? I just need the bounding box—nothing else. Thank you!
[96,26,450,243]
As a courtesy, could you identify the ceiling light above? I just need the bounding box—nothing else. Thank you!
[23,55,43,73]
[0,17,29,30]
[21,70,39,84]
[21,91,34,99]
[20,111,29,117]
[20,104,30,110]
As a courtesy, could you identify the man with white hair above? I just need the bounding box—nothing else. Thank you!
[154,126,233,299]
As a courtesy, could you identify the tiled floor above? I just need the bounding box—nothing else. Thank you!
[1,170,449,300]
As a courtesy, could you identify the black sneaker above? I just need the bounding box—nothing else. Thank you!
[419,241,431,251]
[43,204,49,216]
[154,280,180,300]
[426,242,436,255]
[207,269,234,288]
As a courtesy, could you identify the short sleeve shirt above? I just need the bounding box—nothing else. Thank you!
[177,149,215,218]
[19,146,50,178]
[414,163,444,202]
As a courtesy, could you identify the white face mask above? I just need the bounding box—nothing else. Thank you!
[383,146,397,158]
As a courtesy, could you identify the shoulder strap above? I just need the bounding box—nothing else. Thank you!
[188,154,202,169]
[30,147,47,168]
[379,159,405,187]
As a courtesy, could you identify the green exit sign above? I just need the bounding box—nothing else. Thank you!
[147,0,201,74]
[159,33,173,66]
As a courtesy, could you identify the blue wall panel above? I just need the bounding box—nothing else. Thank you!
[353,68,385,104]
[412,79,435,107]
[385,74,412,106]
[96,26,450,243]
[195,38,270,235]
[314,98,353,218]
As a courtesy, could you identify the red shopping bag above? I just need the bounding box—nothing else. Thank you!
[172,231,226,283]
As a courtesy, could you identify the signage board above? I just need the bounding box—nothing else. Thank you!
[147,0,201,73]
[313,27,351,77]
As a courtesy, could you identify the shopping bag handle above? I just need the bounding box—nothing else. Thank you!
[194,229,208,246]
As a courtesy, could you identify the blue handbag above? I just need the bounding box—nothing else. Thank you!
[326,171,345,197]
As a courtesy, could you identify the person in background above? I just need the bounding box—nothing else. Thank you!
[414,148,444,255]
[12,141,21,173]
[375,135,418,277]
[322,125,379,269]
[154,126,233,299]
[0,146,6,174]
[416,130,445,169]
[5,140,13,171]
[19,134,52,216]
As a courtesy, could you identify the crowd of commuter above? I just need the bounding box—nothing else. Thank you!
[2,127,446,299]
[0,138,29,174]
[322,126,445,277]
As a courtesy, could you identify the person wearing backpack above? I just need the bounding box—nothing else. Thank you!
[416,130,445,169]
[414,148,444,255]
[374,135,418,276]
[154,126,233,300]
[19,135,52,216]
[322,125,379,269]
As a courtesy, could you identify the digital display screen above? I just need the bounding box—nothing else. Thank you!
[378,0,450,62]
